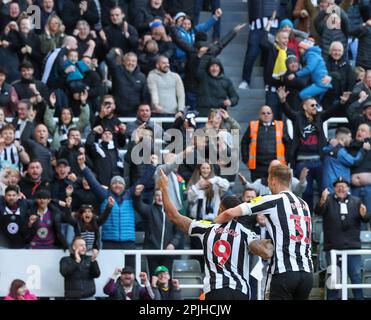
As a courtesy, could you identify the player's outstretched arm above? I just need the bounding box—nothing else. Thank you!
[249,239,274,260]
[214,205,243,224]
[157,169,192,234]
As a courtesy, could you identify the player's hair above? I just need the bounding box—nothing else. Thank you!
[269,163,291,187]
[220,195,242,209]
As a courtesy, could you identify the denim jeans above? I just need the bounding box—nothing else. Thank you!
[294,159,322,212]
[61,223,75,248]
[325,251,363,300]
[194,0,221,40]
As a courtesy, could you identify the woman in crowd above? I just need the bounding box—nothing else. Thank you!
[4,279,38,300]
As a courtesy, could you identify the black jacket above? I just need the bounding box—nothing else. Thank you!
[57,143,94,177]
[315,194,370,251]
[102,23,139,54]
[352,24,371,71]
[134,3,166,35]
[19,175,50,199]
[0,82,16,116]
[248,0,280,22]
[346,100,371,136]
[280,99,347,167]
[100,0,131,27]
[59,254,100,299]
[106,50,149,116]
[283,71,310,111]
[133,194,181,249]
[91,115,126,148]
[163,0,194,17]
[61,0,99,34]
[71,182,101,213]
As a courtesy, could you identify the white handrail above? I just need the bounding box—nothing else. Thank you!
[330,249,371,300]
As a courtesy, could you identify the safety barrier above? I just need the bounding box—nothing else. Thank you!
[329,249,371,300]
[0,249,203,298]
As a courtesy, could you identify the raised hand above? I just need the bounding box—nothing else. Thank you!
[49,92,57,107]
[157,169,169,191]
[135,184,145,196]
[277,86,290,102]
[108,196,115,207]
[139,272,148,283]
[234,23,247,33]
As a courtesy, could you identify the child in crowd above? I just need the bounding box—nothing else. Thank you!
[63,49,90,93]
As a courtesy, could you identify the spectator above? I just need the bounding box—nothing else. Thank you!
[39,14,66,57]
[288,38,332,101]
[0,167,20,196]
[61,0,99,34]
[241,105,290,181]
[38,0,57,35]
[277,86,349,210]
[134,185,181,276]
[149,22,175,60]
[24,189,68,250]
[151,265,182,300]
[0,67,18,117]
[347,99,371,137]
[106,49,149,117]
[103,267,154,300]
[66,197,114,251]
[147,56,185,115]
[85,126,123,186]
[100,0,131,28]
[59,237,100,300]
[0,185,29,249]
[163,0,195,18]
[44,91,90,151]
[315,177,370,300]
[322,127,370,192]
[239,0,280,91]
[18,160,49,199]
[74,20,96,59]
[4,279,38,300]
[241,187,258,203]
[197,57,238,117]
[134,0,167,36]
[0,124,30,172]
[99,6,139,54]
[314,3,350,60]
[0,2,21,34]
[351,69,371,106]
[138,39,160,76]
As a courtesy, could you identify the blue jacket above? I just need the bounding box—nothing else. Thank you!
[175,16,217,60]
[82,165,156,242]
[322,144,366,192]
[64,60,90,82]
[296,46,331,88]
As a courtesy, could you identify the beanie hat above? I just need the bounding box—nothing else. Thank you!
[174,12,187,22]
[286,54,297,67]
[298,38,315,50]
[149,20,163,29]
[110,176,126,186]
[279,19,294,29]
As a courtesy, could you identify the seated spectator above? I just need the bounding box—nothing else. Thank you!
[106,49,149,117]
[44,91,90,151]
[85,126,123,186]
[0,185,29,249]
[151,265,181,300]
[288,38,332,101]
[24,189,68,250]
[322,127,370,192]
[59,237,100,300]
[0,67,18,117]
[19,160,49,199]
[0,124,30,172]
[103,267,154,300]
[39,14,66,57]
[4,279,38,300]
[66,197,114,251]
[134,185,181,276]
[147,56,185,115]
[197,57,238,117]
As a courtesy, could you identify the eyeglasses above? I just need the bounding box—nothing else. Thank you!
[309,103,318,108]
[261,112,272,115]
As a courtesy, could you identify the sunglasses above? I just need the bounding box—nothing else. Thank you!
[309,103,319,108]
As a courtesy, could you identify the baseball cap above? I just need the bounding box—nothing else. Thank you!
[362,100,371,109]
[56,158,69,167]
[333,176,350,187]
[121,266,135,274]
[174,12,187,22]
[154,265,169,276]
[110,176,125,186]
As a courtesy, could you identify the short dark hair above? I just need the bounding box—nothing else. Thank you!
[19,61,34,71]
[5,185,20,194]
[243,188,259,197]
[335,127,351,136]
[35,189,51,199]
[67,127,80,137]
[220,195,242,209]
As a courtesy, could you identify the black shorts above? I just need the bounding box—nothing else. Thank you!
[267,271,313,300]
[205,287,250,300]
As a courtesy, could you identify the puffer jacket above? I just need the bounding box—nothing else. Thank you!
[59,254,100,299]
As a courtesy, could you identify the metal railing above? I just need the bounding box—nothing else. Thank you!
[330,249,371,300]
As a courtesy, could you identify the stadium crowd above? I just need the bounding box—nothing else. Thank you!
[0,0,370,300]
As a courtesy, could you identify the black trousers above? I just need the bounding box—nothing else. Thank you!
[205,288,250,300]
[268,271,313,300]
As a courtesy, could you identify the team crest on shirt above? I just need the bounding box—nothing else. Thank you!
[37,227,49,239]
[199,220,212,225]
[250,196,264,204]
[7,223,19,235]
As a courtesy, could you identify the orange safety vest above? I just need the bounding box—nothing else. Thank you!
[248,120,286,170]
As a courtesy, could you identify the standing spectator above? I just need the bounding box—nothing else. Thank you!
[322,127,370,192]
[134,0,167,36]
[277,86,349,210]
[106,49,149,117]
[138,39,160,76]
[61,0,99,34]
[18,160,49,199]
[99,6,138,54]
[44,92,90,151]
[100,0,131,28]
[134,184,181,276]
[347,99,371,137]
[4,279,37,300]
[239,0,280,91]
[104,267,155,300]
[241,105,290,181]
[59,237,100,300]
[38,0,57,35]
[315,177,370,300]
[0,67,18,117]
[194,0,221,41]
[24,189,68,250]
[151,266,182,300]
[0,185,29,249]
[197,57,238,117]
[39,14,66,57]
[147,56,185,115]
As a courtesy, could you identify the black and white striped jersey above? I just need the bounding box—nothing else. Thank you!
[240,191,313,274]
[188,219,259,296]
